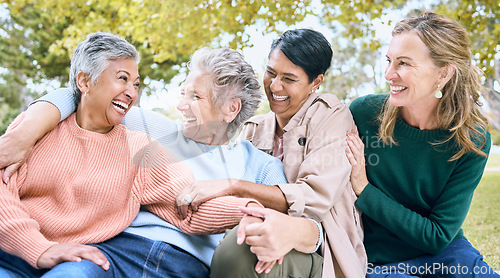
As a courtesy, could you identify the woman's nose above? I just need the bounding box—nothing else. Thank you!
[270,77,282,92]
[384,64,398,81]
[176,98,189,111]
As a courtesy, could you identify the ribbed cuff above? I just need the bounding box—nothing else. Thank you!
[308,218,323,253]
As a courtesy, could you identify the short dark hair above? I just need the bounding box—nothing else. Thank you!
[269,29,332,83]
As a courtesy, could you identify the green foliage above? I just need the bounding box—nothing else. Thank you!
[1,0,312,117]
[5,0,312,84]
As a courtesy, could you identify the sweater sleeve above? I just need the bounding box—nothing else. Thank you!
[0,169,58,268]
[135,139,259,235]
[258,158,287,185]
[355,135,491,254]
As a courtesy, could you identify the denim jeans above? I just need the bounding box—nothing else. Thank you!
[0,232,209,278]
[366,238,499,278]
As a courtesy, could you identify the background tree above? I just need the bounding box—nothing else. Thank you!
[0,0,311,134]
[1,0,499,136]
[320,0,500,132]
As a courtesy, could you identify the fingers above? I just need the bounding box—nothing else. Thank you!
[176,185,194,219]
[190,195,201,212]
[239,206,268,219]
[255,260,276,274]
[37,243,110,270]
[76,247,110,271]
[2,163,21,184]
[249,246,276,262]
[236,222,247,245]
[237,214,263,245]
[346,131,365,165]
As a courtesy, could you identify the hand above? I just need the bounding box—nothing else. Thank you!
[346,131,369,196]
[237,206,296,263]
[37,243,110,270]
[175,179,235,219]
[236,206,284,274]
[0,128,34,184]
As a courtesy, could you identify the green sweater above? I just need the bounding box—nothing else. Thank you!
[349,94,491,264]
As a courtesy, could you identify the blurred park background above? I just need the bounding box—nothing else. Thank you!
[0,0,499,268]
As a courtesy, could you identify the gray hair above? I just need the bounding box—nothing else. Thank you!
[69,32,140,104]
[188,47,261,135]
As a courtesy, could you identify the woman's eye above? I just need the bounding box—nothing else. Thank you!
[284,77,296,83]
[119,76,128,82]
[134,82,140,88]
[266,70,276,77]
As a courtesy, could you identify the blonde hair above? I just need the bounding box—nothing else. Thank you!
[379,12,488,160]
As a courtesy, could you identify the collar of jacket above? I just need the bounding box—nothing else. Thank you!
[245,92,335,152]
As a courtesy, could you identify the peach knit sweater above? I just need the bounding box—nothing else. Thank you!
[0,113,254,268]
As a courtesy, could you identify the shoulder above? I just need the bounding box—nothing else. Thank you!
[239,112,275,145]
[125,128,156,151]
[305,93,356,132]
[245,112,274,126]
[349,94,388,113]
[349,94,388,124]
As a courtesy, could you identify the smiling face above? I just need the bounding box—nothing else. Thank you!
[176,69,229,144]
[77,58,139,133]
[263,49,322,128]
[385,32,443,113]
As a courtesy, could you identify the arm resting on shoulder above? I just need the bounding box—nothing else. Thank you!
[0,102,60,183]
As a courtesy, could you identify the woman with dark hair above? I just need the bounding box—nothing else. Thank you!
[346,12,498,277]
[185,28,365,277]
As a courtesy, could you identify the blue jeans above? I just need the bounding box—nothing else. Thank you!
[366,238,499,278]
[0,232,209,278]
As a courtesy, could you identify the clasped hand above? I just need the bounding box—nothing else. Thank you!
[175,179,235,219]
[237,206,296,274]
[0,128,33,184]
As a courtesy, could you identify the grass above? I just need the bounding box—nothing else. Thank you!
[462,152,500,270]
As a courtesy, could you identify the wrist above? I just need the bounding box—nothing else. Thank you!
[353,180,369,196]
[294,217,321,253]
[230,179,247,198]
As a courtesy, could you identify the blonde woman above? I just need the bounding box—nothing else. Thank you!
[346,12,498,277]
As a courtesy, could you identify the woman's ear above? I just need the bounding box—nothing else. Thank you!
[440,64,456,85]
[224,98,242,122]
[77,72,91,95]
[312,74,324,92]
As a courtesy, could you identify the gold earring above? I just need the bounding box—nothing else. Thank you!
[434,84,442,99]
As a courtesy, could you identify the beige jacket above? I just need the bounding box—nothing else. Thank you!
[239,93,367,278]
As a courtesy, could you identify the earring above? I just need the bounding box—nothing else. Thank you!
[434,85,442,99]
[225,119,231,123]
